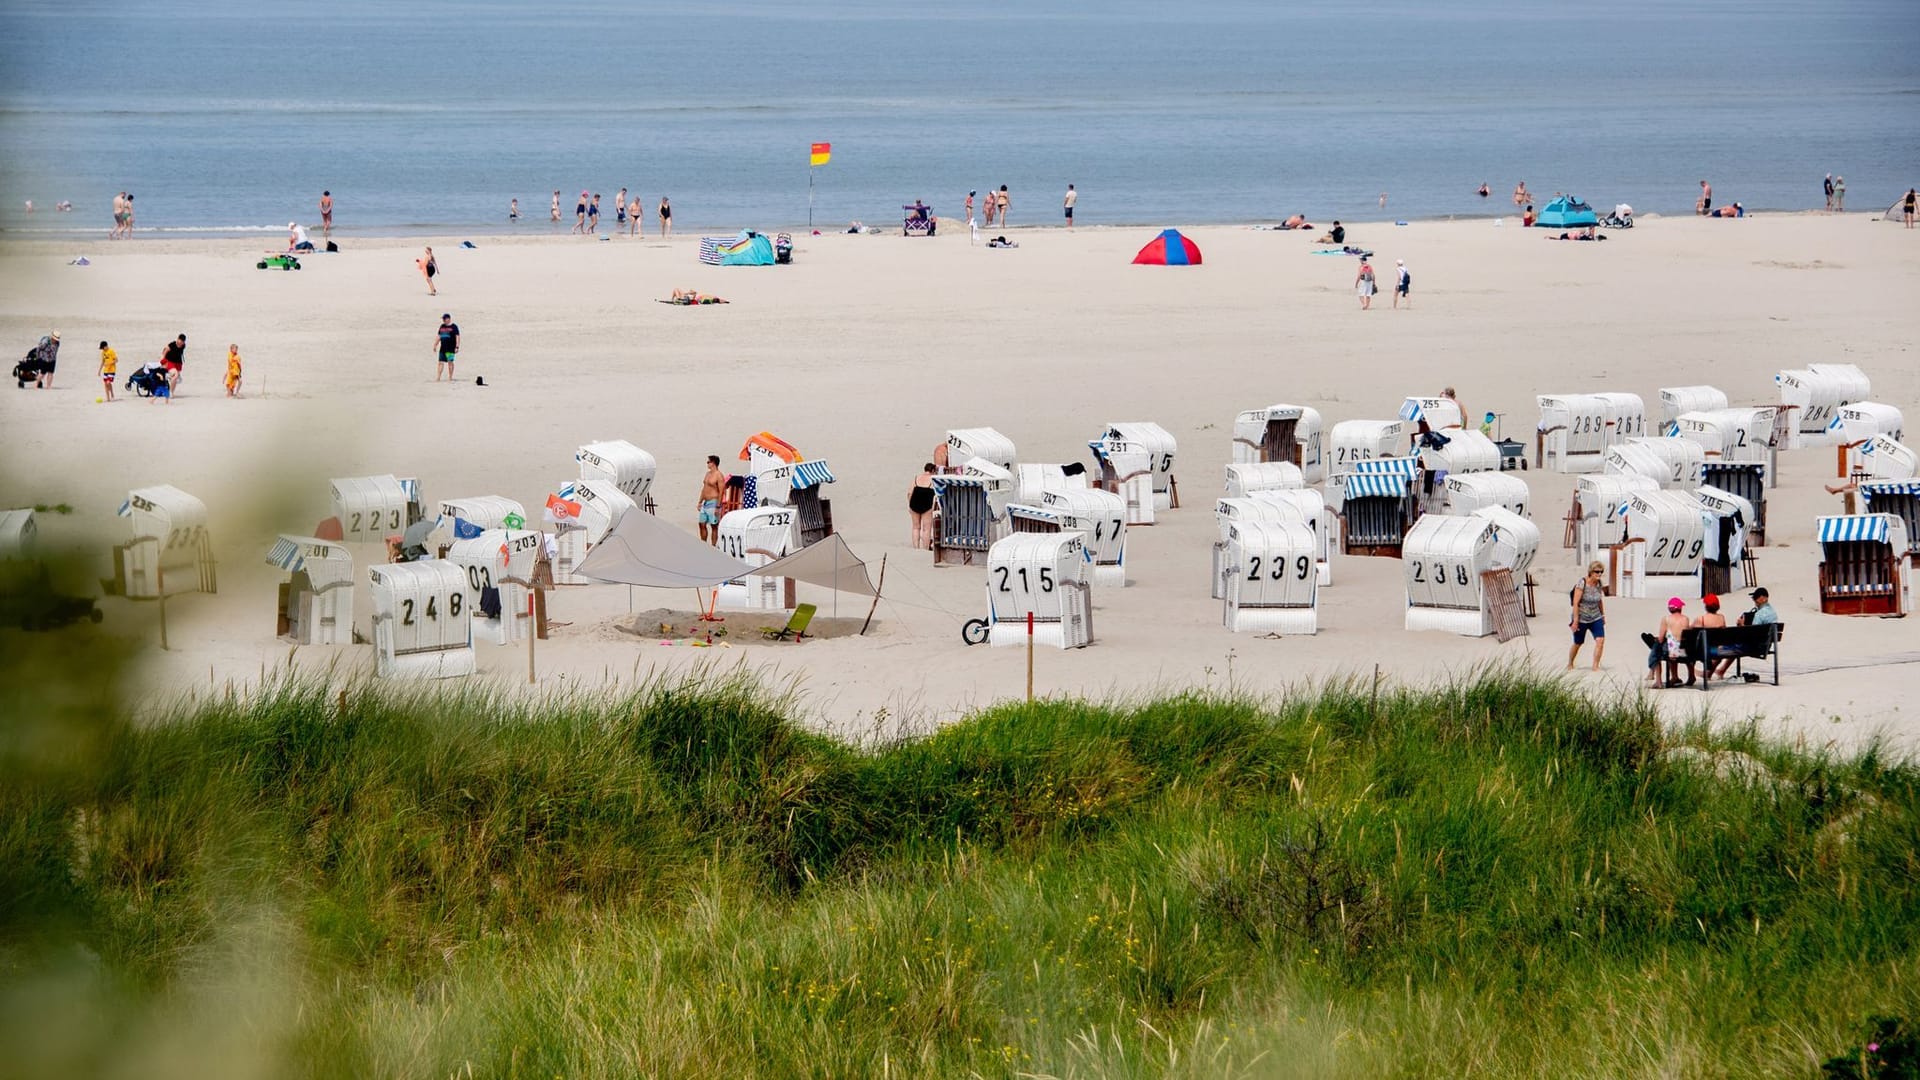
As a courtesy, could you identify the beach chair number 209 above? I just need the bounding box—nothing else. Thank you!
[1411,562,1470,586]
[1650,538,1704,560]
[401,592,462,626]
[995,566,1055,593]
[1247,556,1312,582]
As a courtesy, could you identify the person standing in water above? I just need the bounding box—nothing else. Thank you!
[319,190,333,239]
[658,195,672,237]
[551,190,561,223]
[1063,183,1076,229]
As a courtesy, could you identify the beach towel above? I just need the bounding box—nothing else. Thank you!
[657,296,730,305]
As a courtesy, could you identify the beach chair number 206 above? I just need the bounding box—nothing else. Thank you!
[1247,555,1313,582]
[400,592,463,626]
[996,566,1055,594]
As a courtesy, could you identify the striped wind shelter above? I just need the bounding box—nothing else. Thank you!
[1817,515,1890,544]
[791,461,835,489]
[266,535,349,572]
[1343,473,1415,499]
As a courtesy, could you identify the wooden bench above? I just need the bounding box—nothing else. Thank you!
[1679,622,1784,689]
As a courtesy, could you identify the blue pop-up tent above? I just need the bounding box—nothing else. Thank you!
[1536,195,1598,229]
[718,231,776,266]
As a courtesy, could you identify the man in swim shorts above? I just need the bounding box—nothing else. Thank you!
[161,333,186,393]
[435,314,459,382]
[1063,183,1075,229]
[698,454,726,545]
[319,190,333,238]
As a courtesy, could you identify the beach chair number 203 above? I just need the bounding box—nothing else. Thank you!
[1411,562,1472,586]
[996,566,1055,594]
[1247,555,1313,581]
[400,591,463,626]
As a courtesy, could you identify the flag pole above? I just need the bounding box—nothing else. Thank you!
[808,168,814,233]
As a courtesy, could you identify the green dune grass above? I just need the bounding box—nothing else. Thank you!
[2,663,1916,1078]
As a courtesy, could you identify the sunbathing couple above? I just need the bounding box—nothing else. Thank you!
[667,289,728,305]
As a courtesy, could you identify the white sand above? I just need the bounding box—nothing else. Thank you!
[3,213,1916,749]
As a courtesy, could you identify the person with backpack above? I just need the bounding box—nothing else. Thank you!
[1393,259,1412,309]
[1354,257,1376,310]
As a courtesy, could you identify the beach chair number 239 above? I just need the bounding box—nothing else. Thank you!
[996,566,1054,593]
[1246,556,1313,581]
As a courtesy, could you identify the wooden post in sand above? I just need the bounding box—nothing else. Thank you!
[157,564,169,651]
[1026,611,1035,702]
[859,555,887,636]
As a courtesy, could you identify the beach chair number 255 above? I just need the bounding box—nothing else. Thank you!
[401,592,463,626]
[995,566,1054,593]
[1246,556,1313,581]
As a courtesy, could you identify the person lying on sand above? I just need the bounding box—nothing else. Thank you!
[1708,203,1745,218]
[1281,214,1310,230]
[666,289,729,305]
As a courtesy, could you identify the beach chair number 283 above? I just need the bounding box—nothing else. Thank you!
[1247,556,1312,582]
[401,592,463,626]
[995,566,1055,593]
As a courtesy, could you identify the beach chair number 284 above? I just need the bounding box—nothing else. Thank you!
[401,592,463,626]
[1247,556,1313,581]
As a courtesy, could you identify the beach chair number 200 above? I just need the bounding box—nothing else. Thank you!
[401,591,463,626]
[996,566,1055,593]
[1247,555,1313,581]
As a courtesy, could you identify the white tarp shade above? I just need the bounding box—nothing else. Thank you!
[576,506,754,588]
[748,534,879,597]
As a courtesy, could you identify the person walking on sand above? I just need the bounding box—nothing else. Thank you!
[982,186,996,227]
[435,314,459,382]
[908,463,937,549]
[572,191,588,234]
[1063,183,1076,229]
[1392,258,1411,309]
[658,195,672,237]
[160,334,186,394]
[1354,257,1376,310]
[628,192,643,236]
[965,189,976,228]
[319,190,333,239]
[698,455,726,545]
[30,331,59,389]
[996,185,1010,227]
[1567,561,1607,670]
[1903,188,1917,229]
[1832,175,1845,211]
[417,246,438,295]
[1696,179,1712,215]
[111,192,129,239]
[97,340,117,401]
[551,190,561,223]
[615,187,628,230]
[224,343,243,398]
[1823,173,1834,211]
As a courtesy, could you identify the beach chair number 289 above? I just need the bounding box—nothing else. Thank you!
[995,566,1055,593]
[1246,556,1313,581]
[401,592,463,626]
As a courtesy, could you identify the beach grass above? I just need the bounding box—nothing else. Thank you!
[2,661,1916,1078]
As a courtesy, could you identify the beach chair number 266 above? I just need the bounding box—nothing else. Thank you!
[401,592,463,626]
[995,566,1054,593]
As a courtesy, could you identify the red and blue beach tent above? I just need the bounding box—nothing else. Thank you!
[1133,229,1202,266]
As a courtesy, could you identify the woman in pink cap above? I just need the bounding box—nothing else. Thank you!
[1647,596,1692,688]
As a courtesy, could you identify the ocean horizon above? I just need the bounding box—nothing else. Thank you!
[2,0,1915,238]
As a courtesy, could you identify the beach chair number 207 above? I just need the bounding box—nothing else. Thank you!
[1247,556,1313,582]
[400,592,463,626]
[995,566,1055,593]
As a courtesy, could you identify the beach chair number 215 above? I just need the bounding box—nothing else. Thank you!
[995,566,1054,593]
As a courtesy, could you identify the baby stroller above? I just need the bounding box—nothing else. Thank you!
[126,363,170,398]
[774,233,793,264]
[1601,205,1634,229]
[12,356,40,388]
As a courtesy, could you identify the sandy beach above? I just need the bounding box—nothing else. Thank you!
[2,212,1916,749]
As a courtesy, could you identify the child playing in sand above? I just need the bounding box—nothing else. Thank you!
[224,344,243,398]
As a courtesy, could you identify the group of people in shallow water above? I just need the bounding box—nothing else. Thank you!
[541,189,672,237]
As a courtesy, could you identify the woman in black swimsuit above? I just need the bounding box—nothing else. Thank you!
[908,463,937,549]
[658,195,672,237]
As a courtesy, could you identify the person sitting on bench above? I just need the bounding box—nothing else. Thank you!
[1692,593,1731,680]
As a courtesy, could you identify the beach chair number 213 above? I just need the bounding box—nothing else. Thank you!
[400,592,463,626]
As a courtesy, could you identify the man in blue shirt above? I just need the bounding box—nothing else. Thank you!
[1745,587,1778,626]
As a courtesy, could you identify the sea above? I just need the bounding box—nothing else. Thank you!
[1,0,1915,238]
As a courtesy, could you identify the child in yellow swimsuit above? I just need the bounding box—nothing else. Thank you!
[224,344,243,398]
[98,341,117,401]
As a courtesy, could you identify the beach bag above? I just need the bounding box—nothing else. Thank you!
[325,240,339,253]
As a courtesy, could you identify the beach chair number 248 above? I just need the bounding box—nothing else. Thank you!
[400,592,463,626]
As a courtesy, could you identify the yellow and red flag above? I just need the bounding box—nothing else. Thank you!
[810,142,831,167]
